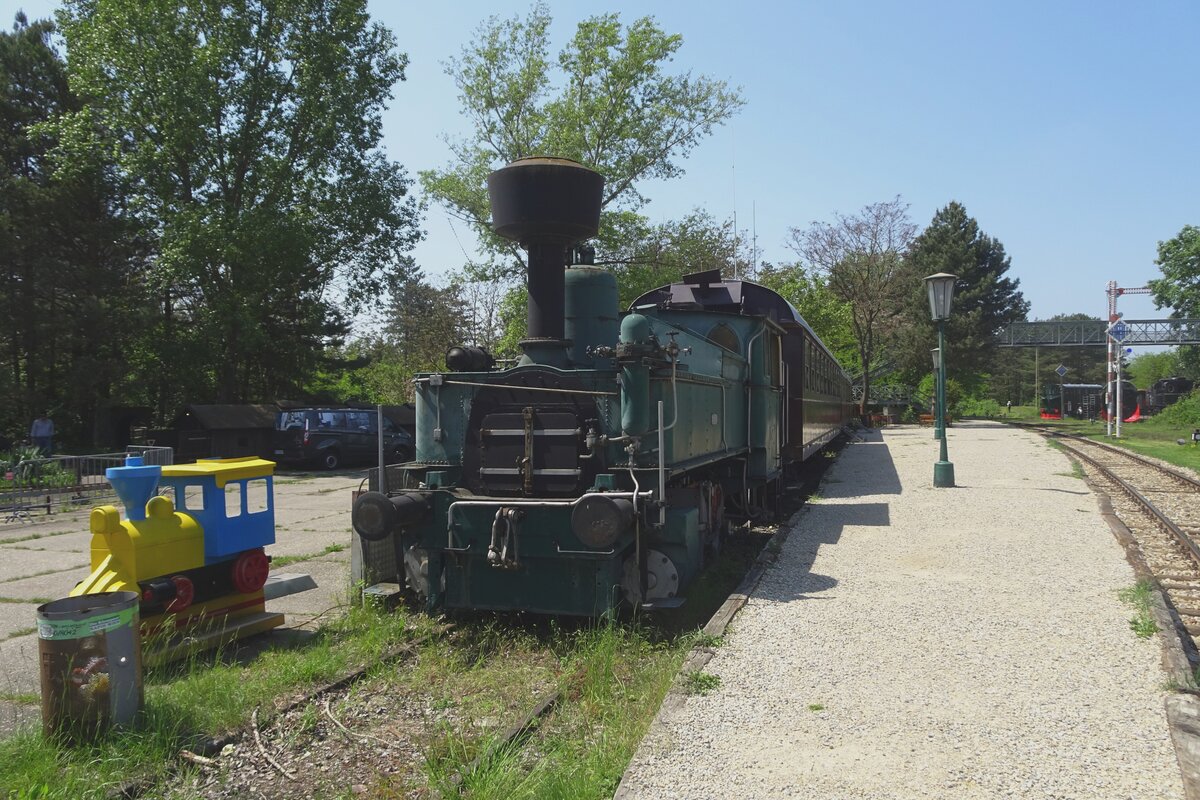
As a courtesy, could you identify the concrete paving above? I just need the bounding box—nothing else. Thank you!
[0,467,366,737]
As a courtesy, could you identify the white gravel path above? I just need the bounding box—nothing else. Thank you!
[617,421,1183,799]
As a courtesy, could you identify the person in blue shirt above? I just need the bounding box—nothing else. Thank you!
[30,412,54,456]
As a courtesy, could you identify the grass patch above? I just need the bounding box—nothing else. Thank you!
[0,692,39,705]
[681,670,721,696]
[421,620,688,799]
[683,631,723,649]
[0,604,431,798]
[1118,581,1160,639]
[1012,414,1200,476]
[0,596,51,604]
[3,627,37,641]
[271,542,347,568]
[807,703,825,712]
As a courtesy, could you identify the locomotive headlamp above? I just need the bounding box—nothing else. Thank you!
[352,491,430,542]
[924,272,957,322]
[571,495,635,549]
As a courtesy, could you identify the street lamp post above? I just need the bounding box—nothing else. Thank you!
[924,272,957,488]
[931,348,942,440]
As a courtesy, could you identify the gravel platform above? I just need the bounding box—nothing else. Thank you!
[617,421,1183,799]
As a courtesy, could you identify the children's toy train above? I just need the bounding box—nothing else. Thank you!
[352,157,854,617]
[71,455,282,637]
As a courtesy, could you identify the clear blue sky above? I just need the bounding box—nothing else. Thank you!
[14,0,1199,326]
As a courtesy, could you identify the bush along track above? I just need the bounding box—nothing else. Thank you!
[0,443,842,800]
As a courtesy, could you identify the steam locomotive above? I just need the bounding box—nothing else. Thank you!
[1148,377,1194,415]
[1103,380,1141,422]
[352,157,853,616]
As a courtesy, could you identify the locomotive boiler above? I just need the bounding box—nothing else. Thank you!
[352,157,852,616]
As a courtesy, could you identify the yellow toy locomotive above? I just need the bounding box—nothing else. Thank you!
[70,455,283,641]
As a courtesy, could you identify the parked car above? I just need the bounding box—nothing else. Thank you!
[273,408,414,470]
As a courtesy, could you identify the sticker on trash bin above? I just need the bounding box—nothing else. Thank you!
[37,607,136,640]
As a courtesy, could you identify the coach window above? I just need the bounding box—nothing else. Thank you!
[767,334,781,386]
[708,323,739,352]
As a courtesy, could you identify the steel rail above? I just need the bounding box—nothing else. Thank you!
[1048,436,1200,570]
[1010,422,1200,491]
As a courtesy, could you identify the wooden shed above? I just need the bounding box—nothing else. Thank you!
[163,405,279,462]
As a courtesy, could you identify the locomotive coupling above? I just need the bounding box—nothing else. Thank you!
[353,491,432,542]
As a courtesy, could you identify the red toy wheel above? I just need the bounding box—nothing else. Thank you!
[166,575,195,612]
[231,549,270,594]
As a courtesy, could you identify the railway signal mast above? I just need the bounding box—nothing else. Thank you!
[1105,281,1152,438]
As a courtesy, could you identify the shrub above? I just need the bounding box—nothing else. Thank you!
[1157,389,1200,426]
[955,397,1003,418]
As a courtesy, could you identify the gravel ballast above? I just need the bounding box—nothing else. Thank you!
[617,421,1183,799]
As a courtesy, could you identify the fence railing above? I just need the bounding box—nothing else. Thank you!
[1,446,174,524]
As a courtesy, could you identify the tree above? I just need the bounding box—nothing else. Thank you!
[51,0,422,404]
[0,13,147,445]
[756,263,856,368]
[421,3,743,278]
[1126,351,1180,388]
[787,198,917,416]
[604,210,751,307]
[897,202,1029,381]
[1149,225,1200,316]
[463,210,754,355]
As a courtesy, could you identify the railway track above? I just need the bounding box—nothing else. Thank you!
[1023,426,1200,644]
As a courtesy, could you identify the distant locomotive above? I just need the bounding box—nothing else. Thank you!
[1103,380,1141,422]
[352,157,854,616]
[1148,377,1194,415]
[1040,384,1103,420]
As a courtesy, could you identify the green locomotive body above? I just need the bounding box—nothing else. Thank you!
[352,158,851,616]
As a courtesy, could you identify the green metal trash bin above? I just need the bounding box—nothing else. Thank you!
[37,591,143,740]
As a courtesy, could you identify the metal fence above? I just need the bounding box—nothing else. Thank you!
[1,446,174,524]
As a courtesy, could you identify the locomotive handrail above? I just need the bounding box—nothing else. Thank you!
[445,492,655,550]
[447,491,653,509]
[553,542,617,556]
[415,377,618,397]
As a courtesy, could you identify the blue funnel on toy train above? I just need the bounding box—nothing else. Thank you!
[105,455,162,522]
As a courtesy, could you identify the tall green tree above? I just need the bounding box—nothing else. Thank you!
[1149,225,1200,316]
[1126,350,1181,388]
[787,198,917,415]
[468,210,754,356]
[1148,225,1200,378]
[51,0,422,405]
[756,263,857,369]
[897,202,1029,380]
[1,13,147,445]
[604,210,751,307]
[422,3,743,279]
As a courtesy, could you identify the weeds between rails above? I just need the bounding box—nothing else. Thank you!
[0,436,846,800]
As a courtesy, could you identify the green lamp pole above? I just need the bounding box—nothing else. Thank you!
[924,272,957,488]
[931,347,942,441]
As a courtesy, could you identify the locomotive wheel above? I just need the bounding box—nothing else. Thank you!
[166,575,195,613]
[231,548,271,594]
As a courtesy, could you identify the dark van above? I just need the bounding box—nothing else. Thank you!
[273,408,414,470]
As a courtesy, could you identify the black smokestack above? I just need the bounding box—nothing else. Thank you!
[487,158,603,341]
